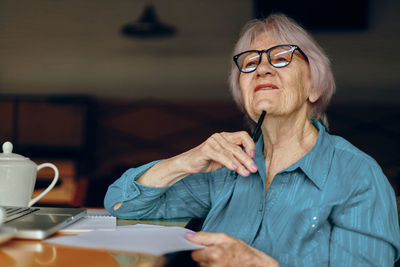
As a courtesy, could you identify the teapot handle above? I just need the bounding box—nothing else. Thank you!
[28,163,59,207]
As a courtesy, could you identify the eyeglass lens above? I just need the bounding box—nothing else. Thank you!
[238,45,295,73]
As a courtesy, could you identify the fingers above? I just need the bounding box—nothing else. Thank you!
[186,231,231,246]
[187,232,232,265]
[205,132,257,176]
[187,232,258,267]
[191,246,222,266]
[187,232,279,267]
[226,131,256,158]
[183,130,258,177]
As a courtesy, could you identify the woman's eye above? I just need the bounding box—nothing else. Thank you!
[245,61,257,67]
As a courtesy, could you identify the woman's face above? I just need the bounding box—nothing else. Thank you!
[239,33,317,122]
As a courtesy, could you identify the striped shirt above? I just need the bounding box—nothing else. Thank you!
[104,119,400,266]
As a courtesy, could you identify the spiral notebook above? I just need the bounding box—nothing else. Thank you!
[59,209,116,233]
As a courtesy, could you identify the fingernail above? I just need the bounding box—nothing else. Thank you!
[186,232,195,238]
[242,169,250,176]
[251,163,258,172]
[232,163,238,170]
[250,151,255,158]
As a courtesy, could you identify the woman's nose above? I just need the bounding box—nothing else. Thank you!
[256,54,275,76]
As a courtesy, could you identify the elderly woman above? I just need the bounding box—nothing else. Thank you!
[104,14,400,266]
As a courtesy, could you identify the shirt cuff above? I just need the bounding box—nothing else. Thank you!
[122,160,170,201]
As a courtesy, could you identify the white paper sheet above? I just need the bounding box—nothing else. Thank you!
[46,225,205,255]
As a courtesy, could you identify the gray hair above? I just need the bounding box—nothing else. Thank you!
[229,13,335,128]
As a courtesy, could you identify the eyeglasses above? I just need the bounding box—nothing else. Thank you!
[233,44,309,73]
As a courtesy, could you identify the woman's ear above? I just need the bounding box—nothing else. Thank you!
[308,89,320,104]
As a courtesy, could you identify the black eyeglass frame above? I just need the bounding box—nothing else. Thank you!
[233,44,309,73]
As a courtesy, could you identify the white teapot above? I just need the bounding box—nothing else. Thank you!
[0,141,59,207]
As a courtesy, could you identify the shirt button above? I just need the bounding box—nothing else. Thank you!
[311,224,316,228]
[313,216,317,221]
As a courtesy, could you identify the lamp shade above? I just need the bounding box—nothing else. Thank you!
[121,5,176,38]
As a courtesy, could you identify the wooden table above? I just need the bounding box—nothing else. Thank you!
[0,218,190,267]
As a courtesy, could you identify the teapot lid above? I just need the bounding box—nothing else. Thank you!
[0,141,29,161]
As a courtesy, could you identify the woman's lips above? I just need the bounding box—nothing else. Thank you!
[254,83,278,92]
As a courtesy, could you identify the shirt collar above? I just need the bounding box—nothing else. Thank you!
[253,118,334,190]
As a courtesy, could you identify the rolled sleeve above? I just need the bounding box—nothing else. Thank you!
[104,161,169,217]
[104,160,214,220]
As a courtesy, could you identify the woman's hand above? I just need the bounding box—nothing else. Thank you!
[187,232,279,267]
[181,131,257,177]
[137,131,258,187]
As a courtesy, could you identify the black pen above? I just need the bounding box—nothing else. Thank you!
[233,110,266,178]
[251,110,266,142]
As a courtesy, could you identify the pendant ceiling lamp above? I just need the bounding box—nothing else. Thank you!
[121,5,176,38]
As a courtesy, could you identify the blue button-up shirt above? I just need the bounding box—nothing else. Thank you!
[104,120,400,266]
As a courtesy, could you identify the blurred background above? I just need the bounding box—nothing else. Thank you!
[0,0,399,207]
